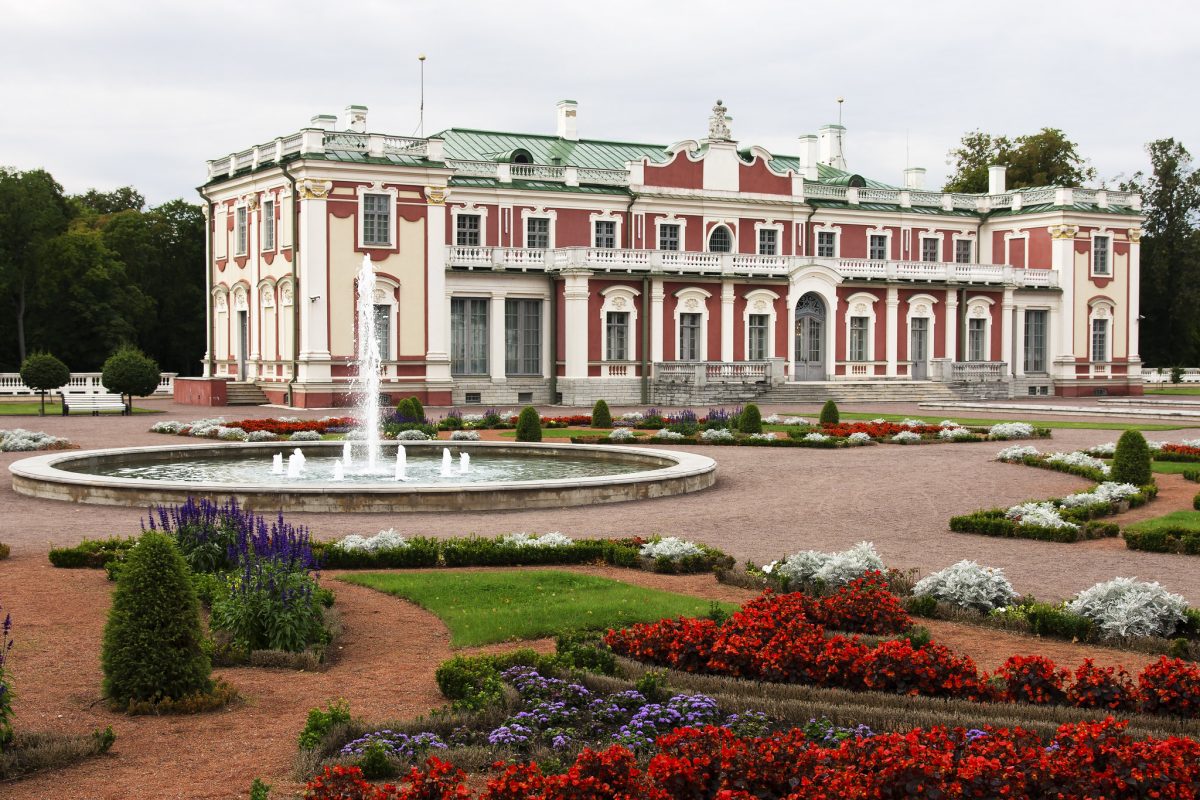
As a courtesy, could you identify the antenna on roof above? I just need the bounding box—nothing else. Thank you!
[837,97,844,127]
[836,97,845,165]
[418,54,427,138]
[906,129,910,170]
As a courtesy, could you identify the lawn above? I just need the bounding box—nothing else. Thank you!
[1146,387,1200,396]
[775,410,1191,432]
[339,569,734,647]
[0,400,154,416]
[1098,458,1200,475]
[1125,511,1200,535]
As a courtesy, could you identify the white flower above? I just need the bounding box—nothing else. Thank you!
[0,428,71,452]
[871,417,888,424]
[700,428,735,442]
[336,528,409,552]
[892,430,922,443]
[773,541,884,586]
[761,560,778,574]
[289,430,322,441]
[988,422,1035,440]
[245,430,278,442]
[278,416,302,423]
[1145,440,1167,452]
[461,413,485,424]
[640,536,703,560]
[1058,482,1141,509]
[764,415,807,425]
[619,411,644,422]
[913,560,1018,612]
[802,432,829,442]
[1182,438,1200,448]
[1087,442,1117,457]
[1004,501,1078,530]
[609,428,635,441]
[848,431,872,445]
[1067,578,1189,638]
[900,418,927,428]
[749,432,776,441]
[502,531,574,548]
[150,420,185,434]
[939,420,962,428]
[938,427,974,440]
[449,430,480,441]
[188,417,226,438]
[396,429,431,441]
[216,426,248,441]
[652,428,685,440]
[1046,451,1110,475]
[996,445,1040,462]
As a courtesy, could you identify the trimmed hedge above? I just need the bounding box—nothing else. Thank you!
[1112,430,1153,485]
[1125,526,1200,556]
[312,538,441,569]
[819,399,839,424]
[48,537,137,569]
[515,406,542,442]
[591,399,612,429]
[949,510,1122,544]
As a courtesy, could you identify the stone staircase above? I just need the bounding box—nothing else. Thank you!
[755,380,963,405]
[225,381,268,406]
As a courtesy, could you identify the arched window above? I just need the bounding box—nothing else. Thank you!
[708,225,732,253]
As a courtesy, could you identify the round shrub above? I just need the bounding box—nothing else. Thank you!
[592,399,612,429]
[819,399,839,425]
[101,345,160,400]
[407,396,425,423]
[101,531,213,708]
[912,560,1017,613]
[19,351,69,415]
[515,406,541,443]
[1111,429,1152,486]
[738,403,763,434]
[996,654,1069,705]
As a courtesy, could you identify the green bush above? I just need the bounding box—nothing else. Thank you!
[435,650,554,711]
[358,739,398,779]
[313,537,441,569]
[1195,491,1200,511]
[210,561,327,654]
[1111,429,1153,486]
[299,699,351,749]
[48,537,136,569]
[19,352,69,415]
[591,399,612,429]
[819,399,839,425]
[249,778,271,800]
[101,344,160,401]
[1171,366,1184,384]
[906,594,938,618]
[1025,603,1093,641]
[101,532,213,708]
[738,403,763,434]
[1124,525,1200,555]
[515,406,542,442]
[948,510,1079,543]
[0,544,9,561]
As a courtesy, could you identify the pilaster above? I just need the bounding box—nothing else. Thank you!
[1049,224,1078,380]
[720,280,735,363]
[563,270,591,379]
[1001,287,1015,375]
[296,180,332,382]
[489,292,507,383]
[1127,228,1142,373]
[944,288,958,363]
[884,287,899,377]
[424,186,452,384]
[1014,306,1026,377]
[650,278,665,363]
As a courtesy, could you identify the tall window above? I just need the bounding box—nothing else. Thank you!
[920,237,939,262]
[525,218,549,249]
[363,193,391,246]
[849,317,869,361]
[373,304,390,361]
[606,312,629,360]
[450,297,488,375]
[658,223,680,251]
[1091,317,1109,362]
[235,207,247,255]
[1024,310,1047,373]
[748,314,769,360]
[455,214,481,246]
[505,299,541,375]
[594,220,617,248]
[1092,236,1110,275]
[816,231,836,257]
[757,229,778,256]
[679,313,702,360]
[708,226,732,253]
[261,199,275,250]
[968,318,986,361]
[954,239,972,264]
[868,234,888,261]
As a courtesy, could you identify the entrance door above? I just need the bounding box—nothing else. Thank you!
[238,310,249,381]
[910,317,928,380]
[793,293,826,381]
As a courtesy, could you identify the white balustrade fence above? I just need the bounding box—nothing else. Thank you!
[0,372,176,396]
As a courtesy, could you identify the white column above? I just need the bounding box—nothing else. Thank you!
[720,281,735,362]
[248,201,261,377]
[424,188,452,384]
[1014,306,1026,377]
[563,270,590,379]
[650,278,664,363]
[202,204,213,376]
[1127,231,1142,374]
[884,286,899,376]
[1000,287,1015,374]
[489,292,507,383]
[1051,226,1077,378]
[297,185,331,382]
[944,288,958,362]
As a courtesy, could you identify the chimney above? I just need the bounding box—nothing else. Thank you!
[556,99,578,141]
[345,105,368,133]
[310,114,338,131]
[797,134,820,180]
[988,165,1007,195]
[904,167,926,190]
[818,124,846,170]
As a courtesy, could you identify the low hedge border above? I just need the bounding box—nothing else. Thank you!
[568,435,862,448]
[0,728,116,781]
[1125,525,1200,556]
[48,537,137,569]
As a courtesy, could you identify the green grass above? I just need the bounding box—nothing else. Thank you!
[497,428,648,439]
[1125,511,1200,535]
[0,400,154,415]
[1146,387,1200,396]
[1099,458,1200,475]
[775,410,1190,432]
[339,569,734,647]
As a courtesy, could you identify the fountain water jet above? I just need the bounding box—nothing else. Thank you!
[287,449,305,478]
[353,254,384,473]
[459,452,470,475]
[272,453,283,475]
[333,461,345,481]
[440,448,453,477]
[395,444,408,481]
[342,441,353,468]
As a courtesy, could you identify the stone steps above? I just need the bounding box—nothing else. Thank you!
[225,381,268,406]
[755,381,962,405]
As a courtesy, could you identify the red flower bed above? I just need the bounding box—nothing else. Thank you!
[1067,658,1138,711]
[1139,656,1200,716]
[234,417,355,435]
[305,719,1200,800]
[996,654,1070,705]
[821,421,945,438]
[1160,443,1200,460]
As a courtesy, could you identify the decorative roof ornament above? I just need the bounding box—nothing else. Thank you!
[707,99,732,141]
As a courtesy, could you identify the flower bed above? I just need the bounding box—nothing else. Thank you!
[150,416,354,439]
[0,428,72,452]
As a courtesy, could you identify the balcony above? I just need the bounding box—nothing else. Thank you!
[445,246,1058,288]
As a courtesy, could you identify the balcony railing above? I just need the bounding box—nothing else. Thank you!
[653,361,776,384]
[0,372,176,396]
[949,362,1009,382]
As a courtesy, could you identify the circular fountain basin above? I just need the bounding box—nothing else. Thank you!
[9,441,716,512]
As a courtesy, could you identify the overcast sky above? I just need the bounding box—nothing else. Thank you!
[2,0,1196,204]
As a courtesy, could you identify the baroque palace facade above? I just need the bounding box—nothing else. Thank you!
[183,100,1144,408]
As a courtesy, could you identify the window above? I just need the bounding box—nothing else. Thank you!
[1091,317,1109,362]
[968,318,986,361]
[450,297,488,375]
[868,234,888,261]
[848,317,869,361]
[373,304,390,361]
[679,313,702,360]
[605,312,629,361]
[1093,235,1110,275]
[235,207,247,255]
[708,225,732,253]
[658,223,680,251]
[748,314,769,360]
[455,214,481,247]
[526,218,549,249]
[594,220,617,249]
[363,193,391,246]
[816,230,836,258]
[504,299,541,375]
[1024,310,1047,373]
[261,199,275,250]
[757,228,778,256]
[920,236,939,262]
[954,239,972,264]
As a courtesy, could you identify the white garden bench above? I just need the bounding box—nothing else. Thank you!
[59,392,130,416]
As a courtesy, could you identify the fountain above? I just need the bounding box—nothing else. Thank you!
[332,461,345,481]
[440,448,454,477]
[459,452,470,475]
[394,444,408,481]
[342,441,352,468]
[286,449,305,478]
[271,453,283,475]
[354,254,384,473]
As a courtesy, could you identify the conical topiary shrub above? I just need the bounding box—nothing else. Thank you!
[408,396,425,423]
[738,403,763,434]
[101,531,212,709]
[591,399,612,429]
[516,406,542,443]
[819,400,840,425]
[1111,429,1152,486]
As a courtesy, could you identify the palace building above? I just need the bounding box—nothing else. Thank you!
[181,100,1144,408]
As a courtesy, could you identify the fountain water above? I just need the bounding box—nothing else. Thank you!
[342,441,353,468]
[353,254,384,473]
[395,444,408,481]
[459,452,470,475]
[440,448,453,477]
[333,461,345,481]
[287,449,305,478]
[272,453,283,475]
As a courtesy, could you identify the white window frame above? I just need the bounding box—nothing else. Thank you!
[965,296,995,361]
[906,294,938,366]
[1003,231,1029,267]
[260,197,276,252]
[1088,300,1114,362]
[754,221,784,256]
[655,215,687,251]
[1023,306,1050,373]
[234,205,248,256]
[743,289,779,360]
[814,224,840,258]
[504,296,543,375]
[866,227,892,261]
[1090,230,1112,277]
[706,223,735,253]
[673,287,711,361]
[599,286,640,362]
[368,278,399,362]
[357,183,399,248]
[918,231,942,263]
[589,211,624,249]
[843,291,878,362]
[952,233,975,264]
[451,203,489,249]
[520,207,557,250]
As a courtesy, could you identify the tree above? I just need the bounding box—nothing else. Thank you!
[515,406,542,442]
[1111,430,1152,487]
[102,345,160,405]
[74,187,146,216]
[591,399,612,428]
[19,352,69,415]
[944,128,1097,193]
[738,403,763,434]
[819,400,840,425]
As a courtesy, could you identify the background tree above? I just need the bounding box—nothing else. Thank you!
[944,128,1096,193]
[101,345,160,406]
[73,186,146,215]
[19,352,69,415]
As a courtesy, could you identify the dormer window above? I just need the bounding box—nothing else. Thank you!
[708,225,732,253]
[1092,235,1110,276]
